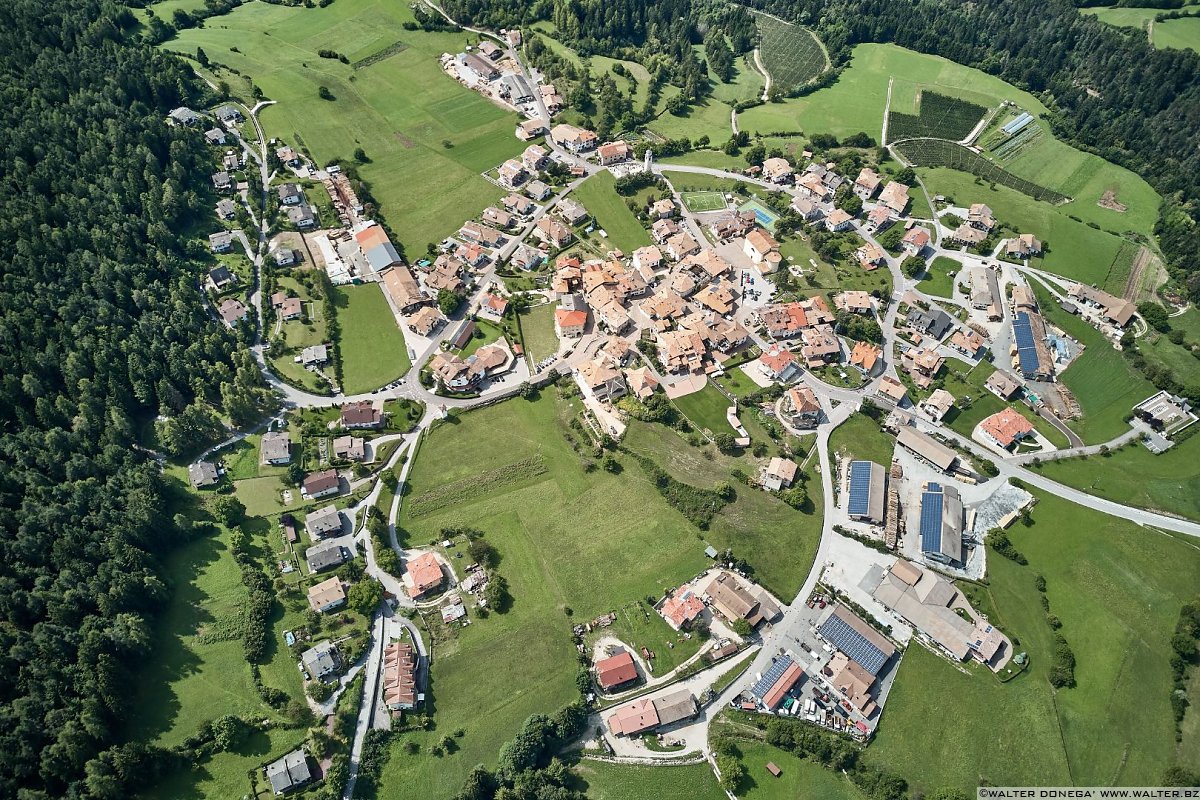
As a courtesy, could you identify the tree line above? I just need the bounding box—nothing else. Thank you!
[0,0,262,795]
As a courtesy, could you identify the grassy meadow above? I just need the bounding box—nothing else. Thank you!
[571,760,726,800]
[570,171,653,252]
[333,283,410,394]
[165,0,523,254]
[866,490,1200,793]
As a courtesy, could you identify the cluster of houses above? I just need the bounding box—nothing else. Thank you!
[655,570,781,640]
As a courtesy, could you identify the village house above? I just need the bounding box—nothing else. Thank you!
[278,183,303,205]
[826,208,854,232]
[865,205,893,233]
[948,328,987,359]
[761,457,799,491]
[854,167,883,200]
[702,571,778,628]
[658,329,707,374]
[920,388,956,422]
[274,248,298,268]
[834,291,873,315]
[215,104,243,124]
[557,197,589,226]
[596,140,633,165]
[713,210,756,241]
[624,367,659,401]
[216,198,237,220]
[265,749,312,796]
[478,292,509,321]
[301,470,341,500]
[907,306,954,340]
[555,307,588,337]
[985,370,1023,400]
[405,552,445,598]
[902,227,931,255]
[208,266,236,292]
[968,203,996,231]
[516,118,546,141]
[306,541,347,573]
[498,159,528,189]
[665,231,701,261]
[260,431,291,465]
[407,306,445,337]
[786,384,822,428]
[305,504,344,538]
[796,172,833,202]
[947,222,987,247]
[761,156,794,184]
[1006,233,1042,259]
[800,325,840,368]
[383,640,420,711]
[189,461,219,488]
[877,375,908,405]
[758,344,800,382]
[307,577,346,613]
[759,302,808,340]
[301,344,329,368]
[632,244,662,273]
[212,170,233,192]
[341,401,384,429]
[651,217,682,243]
[650,198,676,219]
[525,179,552,201]
[521,143,548,171]
[791,196,823,223]
[209,230,234,253]
[481,207,514,230]
[980,407,1035,451]
[502,192,535,216]
[167,106,201,126]
[878,181,910,214]
[855,242,885,270]
[381,266,426,314]
[218,298,247,325]
[577,359,628,403]
[850,340,882,376]
[332,435,366,462]
[535,216,573,248]
[1066,283,1137,328]
[595,650,639,691]
[901,346,945,388]
[549,123,598,153]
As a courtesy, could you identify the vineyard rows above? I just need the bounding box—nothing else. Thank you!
[886,91,989,143]
[755,12,828,92]
[894,138,1069,204]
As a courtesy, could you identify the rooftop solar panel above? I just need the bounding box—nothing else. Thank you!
[919,489,944,554]
[750,656,795,700]
[847,461,874,516]
[818,615,888,675]
[1012,312,1042,376]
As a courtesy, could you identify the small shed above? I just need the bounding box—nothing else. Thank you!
[766,762,782,777]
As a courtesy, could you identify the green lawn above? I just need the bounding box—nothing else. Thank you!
[380,397,715,800]
[570,171,653,252]
[730,740,866,800]
[518,302,559,365]
[457,318,506,358]
[672,383,736,435]
[919,255,962,298]
[270,274,333,393]
[595,599,703,676]
[920,167,1140,289]
[648,97,740,146]
[866,490,1200,793]
[828,412,895,466]
[164,0,523,254]
[1085,6,1200,53]
[572,760,726,800]
[622,421,823,600]
[1034,434,1200,522]
[1029,283,1155,443]
[708,51,766,106]
[334,283,410,394]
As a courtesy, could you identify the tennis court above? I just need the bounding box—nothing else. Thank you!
[738,198,780,231]
[681,191,728,213]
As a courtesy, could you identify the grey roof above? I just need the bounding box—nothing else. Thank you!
[651,689,697,725]
[209,266,234,285]
[301,640,340,678]
[212,170,231,186]
[209,230,233,248]
[215,104,242,121]
[908,307,954,340]
[305,504,343,536]
[216,198,236,217]
[305,542,347,573]
[261,431,291,463]
[168,106,200,124]
[204,127,226,142]
[278,183,302,200]
[896,427,957,472]
[365,241,402,272]
[274,248,296,265]
[265,749,310,794]
[301,344,328,365]
[188,461,218,487]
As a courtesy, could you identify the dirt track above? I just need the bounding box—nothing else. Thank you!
[1123,244,1155,301]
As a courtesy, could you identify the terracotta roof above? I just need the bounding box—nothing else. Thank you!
[595,650,638,690]
[555,308,588,329]
[850,340,880,372]
[760,345,796,375]
[980,407,1034,448]
[661,590,705,628]
[607,698,658,735]
[406,552,444,597]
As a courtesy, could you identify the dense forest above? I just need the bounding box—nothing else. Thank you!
[0,0,254,796]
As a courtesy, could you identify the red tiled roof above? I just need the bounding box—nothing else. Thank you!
[595,650,638,690]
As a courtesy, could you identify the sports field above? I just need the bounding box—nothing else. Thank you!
[164,0,523,254]
[753,11,829,92]
[570,170,653,252]
[681,190,728,213]
[333,283,410,394]
[866,490,1200,793]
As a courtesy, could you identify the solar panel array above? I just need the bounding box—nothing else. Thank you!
[750,655,795,700]
[818,613,889,675]
[847,461,875,516]
[919,486,945,555]
[1012,312,1040,377]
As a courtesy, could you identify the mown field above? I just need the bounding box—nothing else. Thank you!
[866,490,1200,793]
[1035,434,1200,522]
[1084,6,1200,53]
[672,383,737,435]
[570,170,653,252]
[726,739,867,800]
[334,283,410,394]
[518,302,559,365]
[572,760,726,800]
[828,412,896,467]
[919,255,961,298]
[920,167,1137,291]
[381,396,725,799]
[164,0,523,254]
